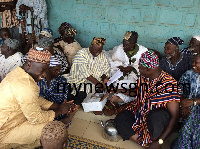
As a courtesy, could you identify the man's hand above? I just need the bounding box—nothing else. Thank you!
[118,66,125,73]
[180,98,193,108]
[19,4,32,14]
[61,108,78,125]
[180,98,193,119]
[110,95,124,106]
[118,66,134,75]
[147,141,161,149]
[124,66,134,73]
[180,107,191,119]
[60,101,77,115]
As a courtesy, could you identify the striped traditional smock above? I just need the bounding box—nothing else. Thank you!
[67,48,110,94]
[126,71,181,147]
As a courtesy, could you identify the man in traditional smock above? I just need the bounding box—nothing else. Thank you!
[115,50,180,148]
[67,37,110,94]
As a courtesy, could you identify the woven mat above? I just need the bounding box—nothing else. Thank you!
[67,134,123,149]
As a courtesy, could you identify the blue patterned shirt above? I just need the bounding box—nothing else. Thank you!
[38,75,69,103]
[179,69,200,99]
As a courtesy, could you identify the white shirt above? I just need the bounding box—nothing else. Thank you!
[0,52,23,80]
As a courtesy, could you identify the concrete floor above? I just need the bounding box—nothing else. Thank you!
[68,107,178,149]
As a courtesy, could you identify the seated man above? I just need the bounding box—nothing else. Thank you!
[39,28,53,39]
[0,48,76,149]
[0,1,22,51]
[0,28,12,43]
[171,54,200,149]
[25,28,53,53]
[38,55,86,106]
[41,121,68,149]
[181,35,200,55]
[160,37,193,81]
[67,37,110,95]
[110,31,148,104]
[54,22,82,68]
[0,38,23,81]
[115,50,180,148]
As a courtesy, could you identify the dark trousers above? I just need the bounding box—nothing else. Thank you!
[115,108,170,140]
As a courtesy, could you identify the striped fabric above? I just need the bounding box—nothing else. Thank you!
[172,106,200,149]
[0,52,23,80]
[37,75,68,104]
[49,55,61,67]
[126,71,181,147]
[0,0,19,28]
[67,48,110,93]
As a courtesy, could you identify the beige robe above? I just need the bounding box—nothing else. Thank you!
[0,67,55,149]
[59,40,82,67]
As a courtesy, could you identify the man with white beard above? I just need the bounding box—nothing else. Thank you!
[159,37,193,81]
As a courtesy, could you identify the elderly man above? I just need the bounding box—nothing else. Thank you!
[0,28,12,42]
[54,22,82,68]
[181,35,200,55]
[160,37,193,81]
[38,55,86,107]
[67,37,110,95]
[115,50,180,149]
[0,1,22,48]
[0,38,23,81]
[0,48,76,149]
[110,31,148,104]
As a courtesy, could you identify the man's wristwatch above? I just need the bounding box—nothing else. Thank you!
[193,100,197,106]
[158,139,164,145]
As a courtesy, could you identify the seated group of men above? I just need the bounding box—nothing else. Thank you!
[0,27,199,149]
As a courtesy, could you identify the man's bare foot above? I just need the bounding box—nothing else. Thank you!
[110,95,124,106]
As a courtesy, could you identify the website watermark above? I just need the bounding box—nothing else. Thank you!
[56,82,190,97]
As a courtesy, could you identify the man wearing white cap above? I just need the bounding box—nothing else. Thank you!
[181,35,200,55]
[189,35,200,54]
[0,38,23,81]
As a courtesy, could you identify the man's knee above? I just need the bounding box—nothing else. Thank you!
[146,108,170,139]
[115,110,136,140]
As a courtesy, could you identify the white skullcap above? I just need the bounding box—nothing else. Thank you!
[193,35,200,41]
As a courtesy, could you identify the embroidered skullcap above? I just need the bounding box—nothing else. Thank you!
[41,121,68,147]
[193,35,200,41]
[91,37,106,46]
[166,37,184,46]
[27,48,51,64]
[40,28,53,38]
[61,22,72,29]
[4,38,19,50]
[139,50,159,68]
[50,55,62,67]
[123,31,138,41]
[64,28,77,37]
